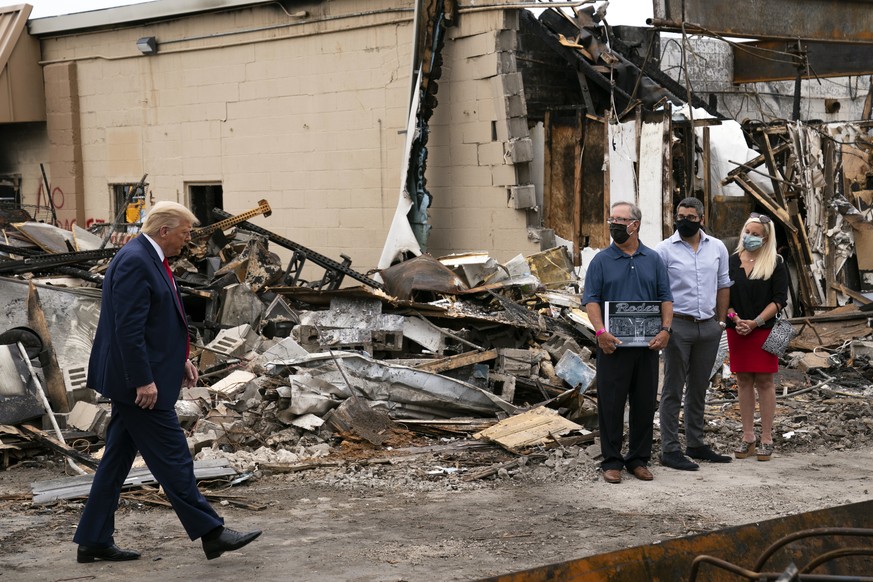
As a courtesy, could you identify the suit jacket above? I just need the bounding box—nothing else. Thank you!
[87,235,189,410]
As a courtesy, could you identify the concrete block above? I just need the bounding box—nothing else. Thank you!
[505,93,528,118]
[187,430,217,455]
[293,324,322,351]
[507,116,529,140]
[508,185,537,209]
[498,348,535,376]
[797,352,832,372]
[452,31,497,58]
[64,365,88,392]
[850,340,873,359]
[478,141,508,166]
[201,324,258,371]
[496,30,518,52]
[208,370,257,399]
[68,401,106,433]
[506,137,533,164]
[319,327,373,353]
[175,400,203,429]
[461,121,496,147]
[543,335,585,362]
[489,372,516,404]
[64,365,95,407]
[372,329,404,352]
[491,163,518,187]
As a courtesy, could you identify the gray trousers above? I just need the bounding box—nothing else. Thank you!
[659,318,723,453]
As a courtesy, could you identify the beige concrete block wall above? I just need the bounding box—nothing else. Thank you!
[43,61,85,228]
[33,1,537,277]
[427,9,538,262]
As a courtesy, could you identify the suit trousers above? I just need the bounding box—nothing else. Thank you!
[595,346,658,471]
[74,402,223,547]
[659,318,722,453]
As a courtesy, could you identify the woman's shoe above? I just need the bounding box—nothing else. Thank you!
[757,442,774,461]
[734,440,756,459]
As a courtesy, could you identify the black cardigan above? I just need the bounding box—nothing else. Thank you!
[727,253,789,329]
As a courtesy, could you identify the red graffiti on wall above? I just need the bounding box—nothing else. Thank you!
[36,183,65,214]
[31,180,104,231]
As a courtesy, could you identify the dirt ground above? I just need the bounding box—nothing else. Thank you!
[2,439,872,582]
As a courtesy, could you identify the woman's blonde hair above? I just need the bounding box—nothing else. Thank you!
[141,201,199,237]
[734,215,778,279]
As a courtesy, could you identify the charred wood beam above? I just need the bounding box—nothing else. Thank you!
[536,10,635,113]
[18,424,100,470]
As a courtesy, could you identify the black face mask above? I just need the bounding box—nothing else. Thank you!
[676,219,701,238]
[610,223,631,244]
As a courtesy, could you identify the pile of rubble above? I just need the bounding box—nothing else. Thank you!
[2,204,873,503]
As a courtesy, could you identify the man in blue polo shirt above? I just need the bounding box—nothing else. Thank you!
[655,198,733,470]
[583,201,673,484]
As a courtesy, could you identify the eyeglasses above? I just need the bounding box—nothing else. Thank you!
[749,212,771,224]
[607,217,636,225]
[675,214,700,223]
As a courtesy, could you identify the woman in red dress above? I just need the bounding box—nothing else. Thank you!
[726,213,789,461]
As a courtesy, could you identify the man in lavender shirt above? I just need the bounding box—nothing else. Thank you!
[655,198,733,471]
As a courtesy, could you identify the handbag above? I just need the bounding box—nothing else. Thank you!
[761,315,799,357]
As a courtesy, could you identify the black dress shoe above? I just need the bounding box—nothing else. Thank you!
[687,445,732,463]
[660,450,699,471]
[77,544,141,563]
[202,527,262,560]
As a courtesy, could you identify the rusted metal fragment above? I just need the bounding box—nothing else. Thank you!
[652,0,873,44]
[733,39,873,84]
[379,253,467,301]
[478,499,873,581]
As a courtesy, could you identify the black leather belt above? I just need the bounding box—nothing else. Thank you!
[673,313,714,323]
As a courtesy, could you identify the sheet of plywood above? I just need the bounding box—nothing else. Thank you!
[474,407,587,449]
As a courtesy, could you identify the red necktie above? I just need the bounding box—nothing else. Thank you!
[163,258,190,358]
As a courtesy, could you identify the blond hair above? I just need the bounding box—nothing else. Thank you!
[734,216,778,279]
[141,201,198,236]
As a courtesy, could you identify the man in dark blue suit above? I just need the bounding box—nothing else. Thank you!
[74,201,261,562]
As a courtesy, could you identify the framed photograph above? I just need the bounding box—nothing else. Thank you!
[604,301,662,347]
